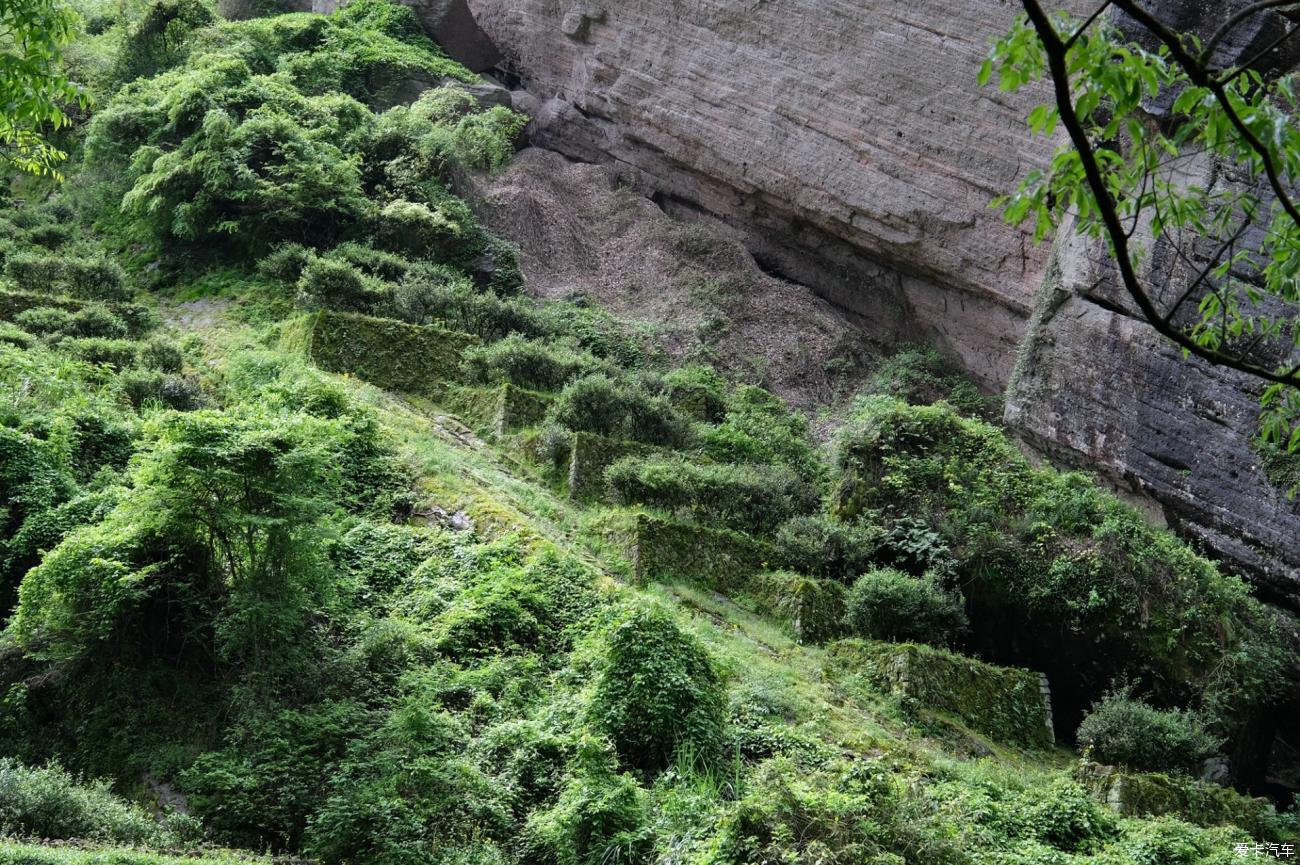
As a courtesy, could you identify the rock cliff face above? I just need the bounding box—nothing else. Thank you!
[459,0,1300,602]
[467,0,1073,390]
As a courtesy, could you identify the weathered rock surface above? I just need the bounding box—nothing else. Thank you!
[459,147,879,410]
[462,0,1300,604]
[1006,229,1300,610]
[466,0,1084,390]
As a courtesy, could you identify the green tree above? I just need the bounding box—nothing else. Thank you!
[983,2,1300,446]
[13,408,342,674]
[0,0,87,177]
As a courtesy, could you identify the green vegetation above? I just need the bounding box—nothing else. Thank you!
[0,2,1290,864]
[833,397,1286,728]
[842,567,968,647]
[1077,690,1220,776]
[0,0,87,177]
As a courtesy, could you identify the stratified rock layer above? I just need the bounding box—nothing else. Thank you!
[467,0,1078,389]
[464,0,1300,601]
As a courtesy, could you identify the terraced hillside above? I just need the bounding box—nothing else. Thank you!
[0,2,1295,864]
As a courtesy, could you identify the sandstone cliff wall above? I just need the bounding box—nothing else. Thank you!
[461,0,1300,600]
[466,0,1078,390]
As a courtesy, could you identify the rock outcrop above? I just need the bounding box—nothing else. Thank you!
[467,0,1075,390]
[463,0,1300,603]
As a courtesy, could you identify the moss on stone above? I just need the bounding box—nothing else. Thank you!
[280,311,477,397]
[1075,761,1277,836]
[598,512,772,591]
[827,639,1053,748]
[446,383,552,437]
[748,571,847,644]
[567,431,655,501]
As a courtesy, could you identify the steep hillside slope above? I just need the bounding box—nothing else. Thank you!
[0,2,1294,865]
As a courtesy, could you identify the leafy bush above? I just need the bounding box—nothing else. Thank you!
[296,258,376,313]
[12,408,347,674]
[700,386,823,484]
[0,759,200,846]
[121,103,371,253]
[1020,778,1120,853]
[842,568,967,647]
[5,252,130,301]
[303,700,510,865]
[137,337,184,373]
[389,271,544,338]
[462,335,611,393]
[114,0,216,82]
[184,702,366,851]
[773,515,880,582]
[259,243,317,283]
[13,307,74,336]
[589,606,726,776]
[66,305,128,339]
[833,397,1286,723]
[0,323,34,349]
[549,374,690,448]
[662,365,728,422]
[374,199,465,258]
[1076,689,1220,774]
[868,344,994,417]
[56,337,140,370]
[118,371,205,411]
[605,456,819,535]
[524,763,650,865]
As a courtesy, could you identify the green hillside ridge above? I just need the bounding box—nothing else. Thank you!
[0,1,1295,864]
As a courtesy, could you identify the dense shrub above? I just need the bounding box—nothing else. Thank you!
[374,199,465,258]
[773,514,881,582]
[662,365,728,422]
[700,386,823,484]
[868,345,993,417]
[524,764,650,865]
[390,271,545,338]
[605,456,818,535]
[12,408,348,673]
[184,702,367,851]
[0,429,73,610]
[0,759,200,846]
[0,323,34,349]
[5,252,130,301]
[118,371,205,411]
[303,700,510,865]
[13,307,73,336]
[137,337,184,373]
[589,606,727,775]
[114,0,216,82]
[67,305,129,339]
[122,104,372,253]
[833,397,1286,722]
[296,258,375,313]
[462,335,611,393]
[259,243,317,283]
[3,490,119,612]
[549,374,690,447]
[711,758,911,865]
[1076,690,1220,774]
[842,568,967,647]
[56,337,140,370]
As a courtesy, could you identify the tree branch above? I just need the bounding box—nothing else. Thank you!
[1019,0,1300,386]
[1201,0,1300,64]
[1110,1,1300,244]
